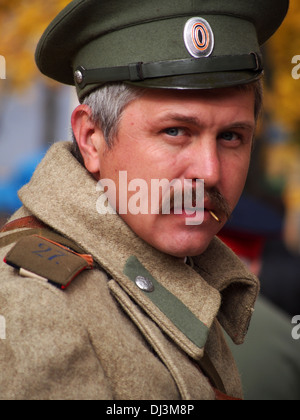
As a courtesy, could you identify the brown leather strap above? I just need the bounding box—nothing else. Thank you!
[0,216,87,254]
[0,216,46,233]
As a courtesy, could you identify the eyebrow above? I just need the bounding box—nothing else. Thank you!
[223,121,256,132]
[157,113,255,132]
[157,113,200,126]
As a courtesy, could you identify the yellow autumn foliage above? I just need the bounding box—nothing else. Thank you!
[264,0,300,132]
[0,0,70,88]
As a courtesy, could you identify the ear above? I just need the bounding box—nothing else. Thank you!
[71,104,105,178]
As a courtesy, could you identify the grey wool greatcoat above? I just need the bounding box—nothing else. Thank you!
[0,142,259,400]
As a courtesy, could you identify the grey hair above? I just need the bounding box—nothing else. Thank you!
[83,83,146,145]
[72,83,145,164]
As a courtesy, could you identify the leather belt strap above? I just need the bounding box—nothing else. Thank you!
[1,216,46,232]
[0,216,86,254]
[76,53,263,88]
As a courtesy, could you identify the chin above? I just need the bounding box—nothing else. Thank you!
[159,237,213,259]
[139,218,218,258]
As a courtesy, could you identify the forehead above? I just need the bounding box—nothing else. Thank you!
[122,86,256,124]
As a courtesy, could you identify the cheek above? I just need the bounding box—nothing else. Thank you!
[128,144,183,182]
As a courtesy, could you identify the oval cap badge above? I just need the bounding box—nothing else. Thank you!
[184,17,214,58]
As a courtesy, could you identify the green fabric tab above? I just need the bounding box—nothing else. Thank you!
[124,256,209,349]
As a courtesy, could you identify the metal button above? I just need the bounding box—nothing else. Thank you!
[74,69,83,84]
[135,276,154,293]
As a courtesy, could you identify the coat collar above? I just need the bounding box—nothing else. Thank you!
[19,142,259,357]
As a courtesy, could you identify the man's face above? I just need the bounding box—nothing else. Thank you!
[96,87,255,258]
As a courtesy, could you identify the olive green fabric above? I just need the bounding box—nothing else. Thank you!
[35,0,289,100]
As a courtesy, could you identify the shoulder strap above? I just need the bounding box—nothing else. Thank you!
[1,216,94,290]
[0,216,86,254]
[1,216,46,232]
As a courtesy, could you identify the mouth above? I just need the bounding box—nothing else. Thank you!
[161,186,230,224]
[171,206,221,223]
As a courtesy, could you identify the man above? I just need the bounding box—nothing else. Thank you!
[0,0,289,400]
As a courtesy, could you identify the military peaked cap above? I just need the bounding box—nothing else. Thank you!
[35,0,289,100]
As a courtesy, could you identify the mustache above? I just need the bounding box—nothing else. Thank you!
[160,185,232,221]
[205,188,232,221]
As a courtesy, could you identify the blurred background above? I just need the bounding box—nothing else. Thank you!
[0,0,300,400]
[0,0,76,224]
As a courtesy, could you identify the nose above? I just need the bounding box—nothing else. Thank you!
[184,137,221,188]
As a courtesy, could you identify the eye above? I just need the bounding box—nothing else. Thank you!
[220,131,240,142]
[164,127,185,137]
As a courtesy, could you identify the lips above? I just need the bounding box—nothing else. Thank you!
[171,198,222,224]
[160,184,231,222]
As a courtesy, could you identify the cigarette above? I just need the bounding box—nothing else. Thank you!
[209,210,221,223]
